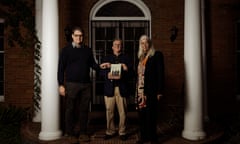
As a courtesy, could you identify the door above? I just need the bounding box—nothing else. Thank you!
[91,21,149,111]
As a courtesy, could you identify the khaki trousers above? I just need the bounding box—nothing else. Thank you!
[104,87,127,135]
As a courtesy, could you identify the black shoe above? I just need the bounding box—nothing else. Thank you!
[119,134,127,141]
[104,134,116,140]
[135,140,143,144]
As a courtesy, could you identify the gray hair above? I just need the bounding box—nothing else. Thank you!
[137,35,155,59]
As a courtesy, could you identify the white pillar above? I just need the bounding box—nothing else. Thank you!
[182,0,206,140]
[33,0,42,123]
[39,0,62,140]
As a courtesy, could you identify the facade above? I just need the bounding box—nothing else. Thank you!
[1,0,240,141]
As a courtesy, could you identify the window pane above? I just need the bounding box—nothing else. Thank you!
[0,53,3,65]
[106,27,116,40]
[124,28,134,40]
[96,28,105,40]
[0,38,3,51]
[237,23,240,51]
[0,82,3,95]
[237,53,240,94]
[135,27,146,40]
[0,23,3,35]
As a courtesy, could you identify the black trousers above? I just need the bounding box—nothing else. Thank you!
[65,82,91,136]
[138,100,158,142]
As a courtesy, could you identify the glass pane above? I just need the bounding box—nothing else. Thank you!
[0,68,3,80]
[124,28,134,40]
[0,53,3,66]
[0,23,3,35]
[96,28,105,40]
[0,38,3,51]
[237,53,240,94]
[106,41,112,55]
[95,41,106,63]
[135,27,146,40]
[106,27,116,40]
[0,82,3,95]
[237,23,240,51]
[124,41,134,54]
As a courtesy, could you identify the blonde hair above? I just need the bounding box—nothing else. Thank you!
[137,35,155,60]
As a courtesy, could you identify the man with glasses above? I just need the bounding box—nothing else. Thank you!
[58,26,100,143]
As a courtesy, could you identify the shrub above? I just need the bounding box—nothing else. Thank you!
[0,105,29,144]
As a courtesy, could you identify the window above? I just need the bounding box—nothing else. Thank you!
[0,19,4,102]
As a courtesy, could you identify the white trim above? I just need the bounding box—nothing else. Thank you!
[89,0,152,47]
[90,0,151,21]
[92,17,149,21]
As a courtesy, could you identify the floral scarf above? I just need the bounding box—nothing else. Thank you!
[135,56,148,110]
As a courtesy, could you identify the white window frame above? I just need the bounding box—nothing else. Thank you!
[0,18,5,102]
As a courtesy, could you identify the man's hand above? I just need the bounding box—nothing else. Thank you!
[121,63,128,71]
[59,85,66,96]
[100,62,111,69]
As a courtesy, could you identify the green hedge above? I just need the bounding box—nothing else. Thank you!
[0,105,29,144]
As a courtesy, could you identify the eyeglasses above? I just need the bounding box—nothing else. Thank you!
[73,34,83,37]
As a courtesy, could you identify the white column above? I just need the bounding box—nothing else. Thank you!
[33,0,42,123]
[39,0,62,140]
[182,0,206,140]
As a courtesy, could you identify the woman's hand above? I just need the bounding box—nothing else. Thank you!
[157,94,163,101]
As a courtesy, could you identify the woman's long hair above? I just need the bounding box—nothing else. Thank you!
[137,35,155,60]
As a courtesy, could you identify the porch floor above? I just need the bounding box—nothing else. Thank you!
[21,111,224,144]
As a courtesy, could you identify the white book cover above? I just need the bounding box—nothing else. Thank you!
[110,64,121,77]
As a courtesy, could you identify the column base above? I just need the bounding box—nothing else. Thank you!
[182,129,206,141]
[39,130,62,141]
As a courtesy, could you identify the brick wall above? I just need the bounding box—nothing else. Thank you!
[5,44,34,108]
[1,0,240,117]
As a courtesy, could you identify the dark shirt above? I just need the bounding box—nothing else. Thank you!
[101,53,132,97]
[58,43,99,85]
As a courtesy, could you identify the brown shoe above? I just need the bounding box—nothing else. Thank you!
[79,134,90,142]
[64,135,78,143]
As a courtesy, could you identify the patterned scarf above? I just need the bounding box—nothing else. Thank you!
[135,55,148,110]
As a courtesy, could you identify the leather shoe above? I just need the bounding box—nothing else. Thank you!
[135,140,144,144]
[119,134,127,141]
[104,134,116,140]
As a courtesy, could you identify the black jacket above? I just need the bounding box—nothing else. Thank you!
[100,53,132,97]
[139,51,165,100]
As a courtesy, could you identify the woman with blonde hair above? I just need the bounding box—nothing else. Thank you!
[135,35,165,144]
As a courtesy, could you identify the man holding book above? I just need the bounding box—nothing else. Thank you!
[100,38,132,141]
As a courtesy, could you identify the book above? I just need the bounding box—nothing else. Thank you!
[110,64,121,79]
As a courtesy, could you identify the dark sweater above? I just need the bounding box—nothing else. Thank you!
[57,44,99,85]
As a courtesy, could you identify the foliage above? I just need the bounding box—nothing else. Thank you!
[0,0,41,112]
[0,105,29,144]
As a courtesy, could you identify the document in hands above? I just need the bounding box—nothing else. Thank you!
[110,64,121,79]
